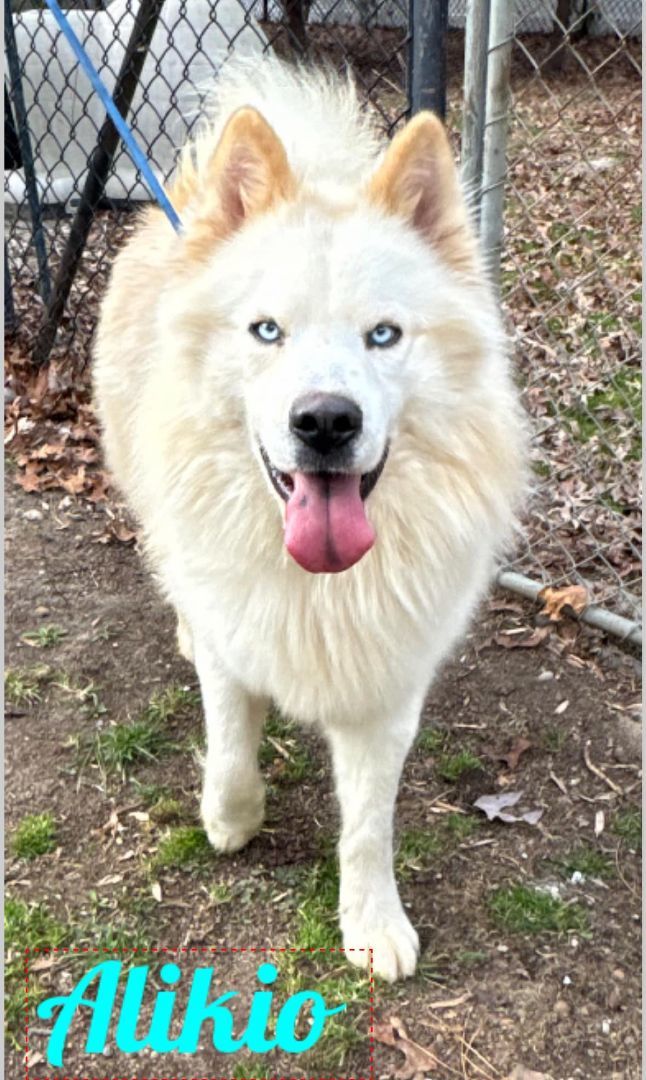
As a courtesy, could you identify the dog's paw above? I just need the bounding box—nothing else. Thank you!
[201,785,264,854]
[341,907,419,982]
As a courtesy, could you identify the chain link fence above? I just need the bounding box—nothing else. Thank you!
[4,0,642,634]
[498,1,641,626]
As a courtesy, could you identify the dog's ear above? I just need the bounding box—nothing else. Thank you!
[367,112,476,274]
[179,107,296,255]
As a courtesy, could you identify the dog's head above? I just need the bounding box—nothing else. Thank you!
[172,106,481,574]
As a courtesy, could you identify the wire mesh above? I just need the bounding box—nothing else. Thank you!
[498,0,642,621]
[4,0,642,626]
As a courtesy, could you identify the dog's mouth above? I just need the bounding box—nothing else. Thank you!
[258,444,388,574]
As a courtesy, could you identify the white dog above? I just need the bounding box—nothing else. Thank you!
[94,59,527,981]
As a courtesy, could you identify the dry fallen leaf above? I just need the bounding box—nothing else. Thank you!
[538,584,588,623]
[151,881,162,903]
[501,736,532,770]
[474,790,543,826]
[373,1015,448,1079]
[494,626,551,649]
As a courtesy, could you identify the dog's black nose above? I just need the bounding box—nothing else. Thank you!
[290,393,363,456]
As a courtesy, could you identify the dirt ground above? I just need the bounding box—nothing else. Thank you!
[4,477,641,1080]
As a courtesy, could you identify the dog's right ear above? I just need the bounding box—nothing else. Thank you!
[175,107,296,257]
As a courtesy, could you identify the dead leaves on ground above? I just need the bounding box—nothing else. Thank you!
[493,583,590,655]
[5,347,135,544]
[537,584,588,623]
[374,1016,446,1079]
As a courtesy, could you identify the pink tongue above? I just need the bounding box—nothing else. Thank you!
[284,472,375,573]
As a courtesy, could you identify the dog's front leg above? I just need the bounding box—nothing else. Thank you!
[194,638,267,854]
[326,701,422,982]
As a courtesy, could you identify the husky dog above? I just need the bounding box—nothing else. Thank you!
[94,60,526,981]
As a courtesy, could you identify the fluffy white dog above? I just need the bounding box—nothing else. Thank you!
[94,59,527,981]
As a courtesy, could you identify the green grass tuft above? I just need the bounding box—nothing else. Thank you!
[397,827,443,877]
[437,749,483,782]
[153,826,215,870]
[489,884,589,936]
[612,808,641,850]
[556,847,615,881]
[260,708,315,783]
[145,684,201,723]
[11,813,57,859]
[5,664,53,706]
[21,625,66,648]
[73,708,174,782]
[5,897,68,1044]
[415,727,446,754]
[293,855,339,948]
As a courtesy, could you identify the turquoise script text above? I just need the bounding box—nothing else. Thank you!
[36,959,346,1067]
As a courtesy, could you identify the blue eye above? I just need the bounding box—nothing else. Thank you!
[366,323,402,349]
[250,320,283,344]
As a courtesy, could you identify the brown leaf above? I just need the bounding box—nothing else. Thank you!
[501,736,532,770]
[538,584,588,623]
[373,1016,448,1079]
[494,626,551,649]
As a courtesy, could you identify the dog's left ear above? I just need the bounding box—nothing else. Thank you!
[367,112,476,274]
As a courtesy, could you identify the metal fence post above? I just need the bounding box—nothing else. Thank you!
[409,0,449,119]
[4,0,51,305]
[33,0,166,367]
[479,0,513,287]
[461,0,491,223]
[5,242,16,337]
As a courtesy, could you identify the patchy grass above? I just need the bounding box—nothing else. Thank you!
[71,684,196,782]
[293,854,339,949]
[612,808,641,850]
[437,750,483,782]
[11,812,57,859]
[53,673,107,721]
[153,826,215,871]
[489,884,590,936]
[397,815,480,878]
[261,709,316,783]
[283,859,370,1067]
[415,727,447,754]
[21,624,66,648]
[74,715,173,781]
[542,725,568,753]
[4,664,52,706]
[5,896,68,1045]
[148,795,185,825]
[444,812,480,842]
[208,882,234,904]
[397,827,444,877]
[562,370,642,454]
[145,684,201,723]
[555,847,615,881]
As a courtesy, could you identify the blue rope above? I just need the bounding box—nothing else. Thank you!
[43,0,182,232]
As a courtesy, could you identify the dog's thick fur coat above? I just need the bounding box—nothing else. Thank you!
[94,60,527,981]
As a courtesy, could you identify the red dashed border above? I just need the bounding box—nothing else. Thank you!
[24,946,375,1080]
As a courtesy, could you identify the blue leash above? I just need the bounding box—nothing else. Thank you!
[43,0,182,232]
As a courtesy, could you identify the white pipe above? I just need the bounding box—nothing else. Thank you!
[496,569,642,648]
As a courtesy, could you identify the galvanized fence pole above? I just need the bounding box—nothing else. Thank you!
[33,0,166,367]
[5,242,16,336]
[461,0,490,223]
[4,0,51,304]
[409,0,449,119]
[479,0,513,287]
